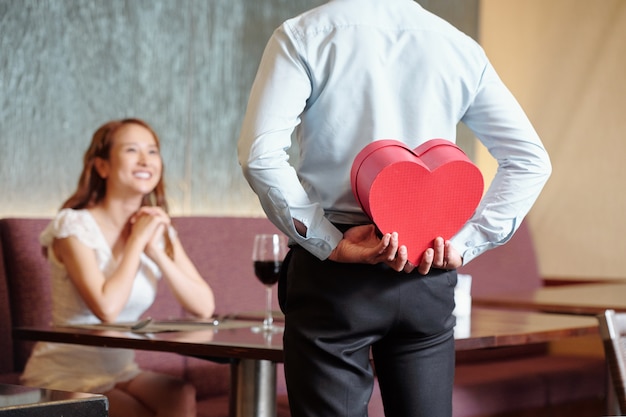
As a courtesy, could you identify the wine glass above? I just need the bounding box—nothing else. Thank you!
[251,233,288,333]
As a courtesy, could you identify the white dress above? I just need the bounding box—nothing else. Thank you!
[20,208,161,393]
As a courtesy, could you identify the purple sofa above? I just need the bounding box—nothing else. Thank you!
[0,217,606,417]
[0,216,291,417]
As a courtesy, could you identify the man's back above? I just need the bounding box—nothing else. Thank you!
[277,0,488,218]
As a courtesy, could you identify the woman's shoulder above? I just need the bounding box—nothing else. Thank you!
[39,208,102,248]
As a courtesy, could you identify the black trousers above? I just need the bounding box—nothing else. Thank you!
[279,245,457,417]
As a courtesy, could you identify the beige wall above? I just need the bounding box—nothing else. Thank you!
[479,0,626,280]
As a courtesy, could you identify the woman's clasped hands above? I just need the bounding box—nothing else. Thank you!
[129,206,171,259]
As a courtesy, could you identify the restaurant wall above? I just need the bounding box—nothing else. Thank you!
[0,0,477,219]
[1,0,325,217]
[1,0,613,364]
[479,0,626,280]
[10,1,617,281]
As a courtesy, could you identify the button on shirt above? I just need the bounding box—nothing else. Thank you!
[238,0,551,263]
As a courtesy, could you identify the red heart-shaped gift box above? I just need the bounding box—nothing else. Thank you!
[350,139,484,264]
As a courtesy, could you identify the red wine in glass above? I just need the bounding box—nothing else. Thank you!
[254,261,281,286]
[252,234,288,333]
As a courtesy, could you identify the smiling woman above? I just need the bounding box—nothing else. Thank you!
[63,119,167,212]
[94,123,163,202]
[19,119,216,417]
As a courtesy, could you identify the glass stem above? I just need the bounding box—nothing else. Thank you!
[263,286,273,330]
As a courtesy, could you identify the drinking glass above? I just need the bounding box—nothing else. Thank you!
[251,233,288,333]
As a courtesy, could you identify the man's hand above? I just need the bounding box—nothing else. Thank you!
[328,224,414,272]
[417,236,462,275]
[328,226,462,275]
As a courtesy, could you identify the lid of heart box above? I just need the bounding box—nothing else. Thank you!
[350,139,484,264]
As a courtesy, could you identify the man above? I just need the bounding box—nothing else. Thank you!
[238,1,551,416]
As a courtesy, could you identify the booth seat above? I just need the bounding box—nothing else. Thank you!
[0,217,605,417]
[0,216,291,417]
[454,223,606,417]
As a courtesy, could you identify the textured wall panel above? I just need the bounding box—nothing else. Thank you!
[0,0,476,217]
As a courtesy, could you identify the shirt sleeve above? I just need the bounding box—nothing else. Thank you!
[237,26,343,260]
[39,209,101,250]
[452,62,552,264]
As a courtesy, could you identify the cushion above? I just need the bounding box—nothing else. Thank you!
[0,234,15,374]
[458,222,542,296]
[170,216,282,316]
[0,218,52,370]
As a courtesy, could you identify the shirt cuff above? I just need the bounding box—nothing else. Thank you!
[297,217,344,260]
[450,225,491,265]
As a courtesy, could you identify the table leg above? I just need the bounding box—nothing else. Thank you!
[230,359,277,417]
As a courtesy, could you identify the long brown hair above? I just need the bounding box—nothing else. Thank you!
[62,118,173,257]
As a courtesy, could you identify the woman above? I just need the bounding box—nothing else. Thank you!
[21,118,215,417]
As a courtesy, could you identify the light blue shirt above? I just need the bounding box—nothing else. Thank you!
[238,0,551,263]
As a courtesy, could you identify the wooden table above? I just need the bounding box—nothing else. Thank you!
[14,309,599,417]
[454,307,598,349]
[473,282,626,315]
[0,382,108,417]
